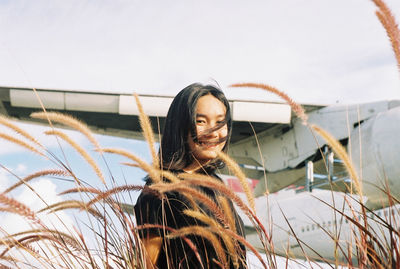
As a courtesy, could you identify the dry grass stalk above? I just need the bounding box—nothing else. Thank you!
[101,148,160,183]
[4,169,70,194]
[315,194,392,266]
[31,111,101,151]
[372,0,400,72]
[178,172,221,183]
[217,151,255,212]
[0,133,44,157]
[342,198,383,264]
[120,162,140,168]
[4,229,81,251]
[221,227,268,269]
[38,200,103,219]
[152,182,228,226]
[0,262,13,269]
[178,175,254,219]
[184,209,239,268]
[167,225,228,268]
[0,207,21,215]
[0,255,19,263]
[133,93,159,169]
[0,193,42,225]
[59,187,102,196]
[0,115,42,148]
[0,238,44,259]
[73,226,96,268]
[160,170,181,183]
[183,209,220,228]
[218,196,236,233]
[230,82,308,124]
[174,175,271,243]
[137,223,203,266]
[45,130,105,184]
[310,124,362,200]
[0,253,26,266]
[86,185,144,207]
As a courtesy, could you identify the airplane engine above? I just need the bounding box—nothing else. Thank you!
[349,106,400,207]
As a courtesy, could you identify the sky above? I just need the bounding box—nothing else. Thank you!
[0,0,399,104]
[1,0,400,268]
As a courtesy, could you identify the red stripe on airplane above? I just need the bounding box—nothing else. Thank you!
[226,178,258,192]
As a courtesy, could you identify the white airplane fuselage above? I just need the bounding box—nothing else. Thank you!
[227,181,400,264]
[261,189,398,263]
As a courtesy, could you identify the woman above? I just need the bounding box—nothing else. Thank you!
[135,83,246,268]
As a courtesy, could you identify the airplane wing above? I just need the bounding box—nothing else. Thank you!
[0,86,323,143]
[0,86,326,193]
[2,86,399,206]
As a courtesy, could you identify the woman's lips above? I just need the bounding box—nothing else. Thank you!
[198,141,219,147]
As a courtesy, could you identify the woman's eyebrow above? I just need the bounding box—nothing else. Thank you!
[196,113,225,117]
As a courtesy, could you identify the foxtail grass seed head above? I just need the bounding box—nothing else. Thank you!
[230,82,308,125]
[31,112,101,151]
[86,185,144,208]
[311,124,362,200]
[176,173,269,233]
[218,196,236,232]
[45,130,105,184]
[168,226,228,267]
[4,169,70,194]
[133,93,159,169]
[151,182,228,226]
[38,200,103,219]
[0,193,42,225]
[0,133,44,157]
[372,0,400,73]
[217,151,255,212]
[101,147,161,183]
[184,209,239,267]
[0,115,42,148]
[59,187,102,196]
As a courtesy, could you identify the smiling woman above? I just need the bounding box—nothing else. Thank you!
[186,94,229,172]
[134,83,247,268]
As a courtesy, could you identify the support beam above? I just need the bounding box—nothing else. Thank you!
[306,161,314,192]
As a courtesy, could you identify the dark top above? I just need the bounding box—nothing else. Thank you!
[134,172,247,269]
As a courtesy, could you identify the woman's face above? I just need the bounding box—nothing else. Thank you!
[188,94,228,166]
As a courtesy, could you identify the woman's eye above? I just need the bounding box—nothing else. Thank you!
[196,120,205,124]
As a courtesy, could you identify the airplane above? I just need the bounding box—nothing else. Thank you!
[0,85,399,263]
[227,178,400,265]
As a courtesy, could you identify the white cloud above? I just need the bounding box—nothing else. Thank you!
[1,179,74,235]
[0,179,78,267]
[15,163,26,173]
[0,169,9,191]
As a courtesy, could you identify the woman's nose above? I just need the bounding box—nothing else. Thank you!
[206,125,219,137]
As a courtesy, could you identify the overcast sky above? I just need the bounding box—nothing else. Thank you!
[0,0,399,104]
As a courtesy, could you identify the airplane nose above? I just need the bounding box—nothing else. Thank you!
[349,106,400,206]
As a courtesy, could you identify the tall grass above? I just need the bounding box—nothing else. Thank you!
[1,85,400,268]
[1,1,400,268]
[0,95,274,268]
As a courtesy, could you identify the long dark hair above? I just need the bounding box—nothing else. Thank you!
[160,83,232,173]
